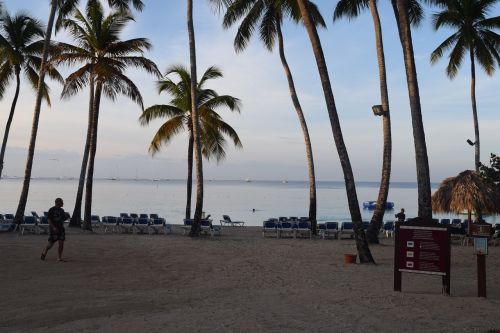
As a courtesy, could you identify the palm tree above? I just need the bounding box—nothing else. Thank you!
[14,0,144,224]
[394,0,432,219]
[430,0,500,172]
[0,11,63,180]
[295,0,374,263]
[55,1,159,230]
[334,0,393,244]
[221,0,324,234]
[140,65,242,220]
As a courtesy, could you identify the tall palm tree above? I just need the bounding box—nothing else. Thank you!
[334,0,393,244]
[0,11,63,180]
[430,0,500,172]
[55,1,159,230]
[221,0,324,234]
[295,0,374,263]
[14,0,144,224]
[393,0,432,219]
[140,65,242,220]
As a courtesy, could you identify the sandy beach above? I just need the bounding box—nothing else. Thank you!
[1,226,499,333]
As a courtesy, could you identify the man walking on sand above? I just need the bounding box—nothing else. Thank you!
[41,198,67,262]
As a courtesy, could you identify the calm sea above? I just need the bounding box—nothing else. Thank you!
[1,179,498,226]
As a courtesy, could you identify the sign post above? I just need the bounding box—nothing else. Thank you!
[471,221,491,298]
[394,217,451,295]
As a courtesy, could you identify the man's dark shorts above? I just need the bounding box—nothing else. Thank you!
[48,227,65,243]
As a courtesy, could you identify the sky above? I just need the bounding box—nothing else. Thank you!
[0,0,499,182]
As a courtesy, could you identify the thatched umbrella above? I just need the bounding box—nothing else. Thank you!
[432,170,500,223]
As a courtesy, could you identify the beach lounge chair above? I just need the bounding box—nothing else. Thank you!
[31,211,40,220]
[102,216,119,233]
[339,222,355,239]
[440,218,451,225]
[134,218,150,234]
[296,221,311,239]
[289,216,298,222]
[200,219,213,235]
[139,213,149,219]
[20,216,38,235]
[90,215,101,229]
[149,214,159,219]
[120,217,134,233]
[182,219,193,235]
[4,214,14,221]
[43,212,49,217]
[149,218,171,235]
[37,216,50,234]
[299,217,309,222]
[383,221,395,238]
[278,221,295,238]
[120,213,130,219]
[278,217,287,223]
[262,220,278,238]
[130,213,139,221]
[324,222,340,239]
[451,218,462,226]
[220,215,245,227]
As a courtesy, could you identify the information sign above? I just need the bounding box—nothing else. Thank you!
[394,218,451,295]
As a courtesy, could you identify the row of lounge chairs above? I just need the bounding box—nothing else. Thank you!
[87,214,171,235]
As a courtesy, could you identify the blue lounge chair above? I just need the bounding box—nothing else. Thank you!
[120,217,134,233]
[440,219,451,225]
[262,220,278,238]
[120,213,130,219]
[296,221,311,239]
[220,215,244,227]
[278,221,295,238]
[38,216,50,234]
[149,214,159,219]
[134,217,150,234]
[102,216,119,233]
[139,213,149,219]
[324,222,339,239]
[340,222,354,239]
[451,218,462,225]
[20,216,38,235]
[383,221,395,238]
[130,213,139,221]
[90,215,101,229]
[149,218,171,235]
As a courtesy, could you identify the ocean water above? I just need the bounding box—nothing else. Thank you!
[0,179,498,226]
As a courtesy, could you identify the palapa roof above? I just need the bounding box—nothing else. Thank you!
[432,170,500,214]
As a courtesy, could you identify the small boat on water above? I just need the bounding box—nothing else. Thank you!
[363,201,394,210]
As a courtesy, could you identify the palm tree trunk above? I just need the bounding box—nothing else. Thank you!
[83,81,103,231]
[276,21,317,234]
[395,0,432,219]
[296,0,374,263]
[366,0,392,244]
[14,1,57,224]
[69,75,95,228]
[187,0,204,236]
[470,49,480,172]
[0,68,21,180]
[185,132,194,220]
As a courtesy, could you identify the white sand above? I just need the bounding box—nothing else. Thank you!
[0,226,499,332]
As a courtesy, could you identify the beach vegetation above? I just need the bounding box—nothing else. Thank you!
[139,65,242,222]
[0,10,63,180]
[220,0,324,235]
[294,0,375,263]
[430,0,500,172]
[54,0,159,230]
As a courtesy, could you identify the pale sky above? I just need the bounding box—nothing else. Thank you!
[0,0,499,182]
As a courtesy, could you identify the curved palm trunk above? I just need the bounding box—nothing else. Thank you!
[296,0,374,263]
[395,0,432,219]
[14,1,57,224]
[70,76,95,228]
[187,0,204,236]
[185,132,194,220]
[366,0,392,244]
[470,50,480,172]
[83,81,103,231]
[276,22,317,234]
[0,68,21,180]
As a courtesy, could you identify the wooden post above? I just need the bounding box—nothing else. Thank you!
[394,222,402,291]
[477,254,486,297]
